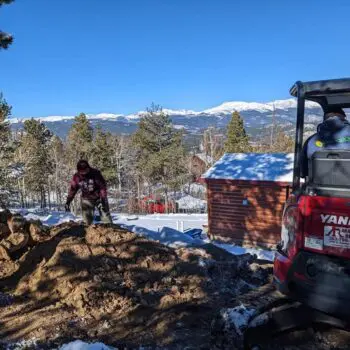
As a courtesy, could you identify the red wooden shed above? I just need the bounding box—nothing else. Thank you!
[203,153,294,248]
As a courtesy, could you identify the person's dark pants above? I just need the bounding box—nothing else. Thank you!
[81,198,112,225]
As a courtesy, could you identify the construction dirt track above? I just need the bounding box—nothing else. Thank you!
[0,220,349,349]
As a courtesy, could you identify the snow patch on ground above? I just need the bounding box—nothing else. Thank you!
[60,340,116,350]
[118,223,204,248]
[221,305,256,335]
[24,211,80,226]
[4,338,38,349]
[5,339,116,350]
[214,242,275,262]
[14,210,274,261]
[114,213,208,236]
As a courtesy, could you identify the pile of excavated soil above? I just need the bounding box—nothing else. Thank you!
[0,222,272,349]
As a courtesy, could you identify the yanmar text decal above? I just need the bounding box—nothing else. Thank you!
[321,215,350,249]
[324,225,350,249]
[321,214,350,225]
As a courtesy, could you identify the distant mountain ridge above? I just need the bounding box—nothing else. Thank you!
[9,98,323,140]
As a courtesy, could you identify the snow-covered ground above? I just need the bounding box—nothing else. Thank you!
[59,340,116,350]
[4,339,116,350]
[13,209,274,261]
[113,213,274,260]
[18,210,79,226]
[213,242,274,262]
[114,213,207,234]
[220,305,256,336]
[114,213,207,248]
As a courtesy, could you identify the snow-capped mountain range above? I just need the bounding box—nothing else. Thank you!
[9,98,323,140]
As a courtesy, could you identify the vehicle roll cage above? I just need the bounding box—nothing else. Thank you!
[290,78,350,191]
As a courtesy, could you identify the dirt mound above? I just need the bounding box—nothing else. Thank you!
[0,211,65,267]
[0,222,272,349]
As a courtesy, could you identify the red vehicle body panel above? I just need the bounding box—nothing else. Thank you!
[274,252,292,284]
[274,193,350,288]
[300,195,350,259]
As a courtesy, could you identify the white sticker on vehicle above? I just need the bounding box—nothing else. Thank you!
[304,236,323,251]
[324,225,350,249]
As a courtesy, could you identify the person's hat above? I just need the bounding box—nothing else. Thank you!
[77,160,90,173]
[324,106,346,118]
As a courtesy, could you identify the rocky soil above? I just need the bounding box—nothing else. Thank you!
[0,213,348,349]
[0,218,271,349]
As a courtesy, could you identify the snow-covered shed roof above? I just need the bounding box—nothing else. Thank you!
[203,153,294,183]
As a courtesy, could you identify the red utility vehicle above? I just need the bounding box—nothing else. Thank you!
[274,79,350,320]
[245,79,350,349]
[139,195,175,214]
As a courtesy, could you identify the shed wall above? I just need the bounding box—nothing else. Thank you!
[206,179,290,247]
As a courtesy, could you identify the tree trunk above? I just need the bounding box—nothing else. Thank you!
[58,188,62,210]
[55,160,59,208]
[164,187,169,214]
[22,178,27,208]
[41,189,44,208]
[48,181,51,210]
[137,176,140,200]
[117,158,122,193]
[18,178,24,208]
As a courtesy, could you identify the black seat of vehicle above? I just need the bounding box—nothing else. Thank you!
[305,151,350,197]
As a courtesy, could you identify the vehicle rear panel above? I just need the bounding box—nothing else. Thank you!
[300,195,350,259]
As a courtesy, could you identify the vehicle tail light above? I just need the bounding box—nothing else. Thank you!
[280,205,299,257]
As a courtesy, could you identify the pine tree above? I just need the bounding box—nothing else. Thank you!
[0,93,15,206]
[0,93,12,163]
[133,105,187,210]
[91,126,116,183]
[65,114,94,212]
[112,135,138,198]
[224,111,250,153]
[0,0,14,50]
[66,113,93,165]
[20,119,52,207]
[133,105,177,154]
[50,135,70,208]
[0,0,13,204]
[133,105,185,182]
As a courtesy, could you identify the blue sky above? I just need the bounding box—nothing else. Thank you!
[1,0,350,117]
